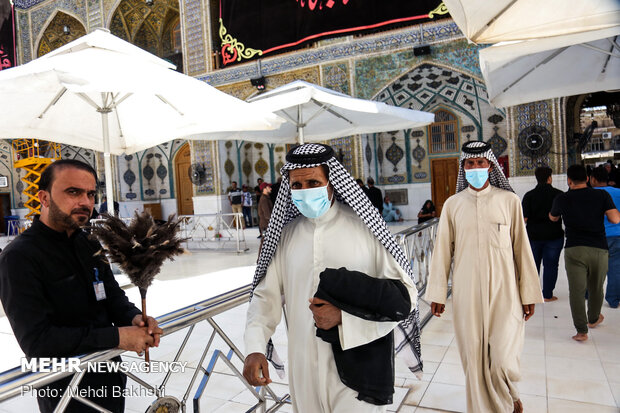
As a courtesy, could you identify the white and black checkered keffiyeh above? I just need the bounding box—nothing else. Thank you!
[252,143,423,377]
[456,140,513,193]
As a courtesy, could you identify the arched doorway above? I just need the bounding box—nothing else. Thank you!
[174,143,193,215]
[429,109,459,215]
[37,12,86,57]
[109,0,182,72]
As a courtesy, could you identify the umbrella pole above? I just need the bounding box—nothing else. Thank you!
[100,107,115,211]
[297,107,304,144]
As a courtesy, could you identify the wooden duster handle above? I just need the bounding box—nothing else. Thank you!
[141,297,150,367]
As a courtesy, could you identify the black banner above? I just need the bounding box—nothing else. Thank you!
[219,0,448,66]
[0,0,15,71]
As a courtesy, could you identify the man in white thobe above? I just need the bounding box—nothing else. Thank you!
[426,141,543,413]
[243,143,422,412]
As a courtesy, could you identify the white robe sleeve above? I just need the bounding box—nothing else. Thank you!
[244,254,284,356]
[338,232,418,351]
[426,199,454,304]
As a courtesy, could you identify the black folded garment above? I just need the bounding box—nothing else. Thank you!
[314,267,411,405]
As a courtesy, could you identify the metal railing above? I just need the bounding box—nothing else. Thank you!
[394,218,443,328]
[6,218,30,240]
[179,213,248,253]
[0,219,441,412]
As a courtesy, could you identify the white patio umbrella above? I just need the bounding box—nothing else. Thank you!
[442,0,620,108]
[479,28,620,107]
[443,0,619,44]
[0,29,281,207]
[195,80,436,144]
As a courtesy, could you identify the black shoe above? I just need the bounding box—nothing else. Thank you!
[257,234,262,238]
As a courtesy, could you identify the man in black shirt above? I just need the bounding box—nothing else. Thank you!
[0,160,161,412]
[227,180,244,228]
[550,164,620,342]
[366,177,383,214]
[522,166,564,302]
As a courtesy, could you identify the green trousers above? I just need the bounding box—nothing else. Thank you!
[564,246,608,334]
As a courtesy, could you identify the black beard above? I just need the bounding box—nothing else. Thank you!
[48,197,90,232]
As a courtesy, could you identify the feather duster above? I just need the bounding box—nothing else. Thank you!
[90,211,187,365]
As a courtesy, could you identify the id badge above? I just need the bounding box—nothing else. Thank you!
[93,281,106,301]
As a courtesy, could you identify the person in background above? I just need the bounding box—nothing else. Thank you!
[270,176,282,204]
[549,164,620,341]
[257,182,273,240]
[227,181,244,229]
[366,177,383,214]
[427,141,542,413]
[254,178,264,205]
[99,197,120,216]
[417,200,436,224]
[589,166,620,308]
[382,195,402,222]
[242,185,253,228]
[605,160,618,187]
[521,166,564,302]
[355,178,369,196]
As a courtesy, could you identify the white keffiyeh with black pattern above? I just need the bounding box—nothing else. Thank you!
[456,140,514,193]
[252,143,423,377]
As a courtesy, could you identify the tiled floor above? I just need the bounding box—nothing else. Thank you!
[0,225,619,412]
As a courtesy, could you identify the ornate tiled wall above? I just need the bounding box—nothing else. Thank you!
[200,20,463,87]
[218,140,290,192]
[361,52,507,183]
[15,10,32,63]
[191,140,217,195]
[182,0,206,76]
[507,99,566,176]
[117,140,185,201]
[322,62,350,95]
[0,141,17,208]
[87,0,103,28]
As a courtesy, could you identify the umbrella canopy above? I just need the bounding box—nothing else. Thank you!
[443,0,620,43]
[443,0,620,108]
[195,80,435,144]
[0,29,281,206]
[479,28,620,107]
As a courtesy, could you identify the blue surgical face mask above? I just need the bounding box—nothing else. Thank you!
[465,168,489,189]
[291,185,332,219]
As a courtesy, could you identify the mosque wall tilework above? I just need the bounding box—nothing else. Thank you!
[192,140,217,195]
[16,11,32,63]
[0,141,18,209]
[102,0,118,24]
[217,140,290,194]
[363,59,507,183]
[182,0,207,76]
[507,98,566,177]
[322,62,350,96]
[87,0,103,29]
[208,34,514,187]
[16,0,89,63]
[116,140,185,201]
[200,20,463,87]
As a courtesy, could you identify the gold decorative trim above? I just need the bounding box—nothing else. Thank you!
[428,2,449,19]
[219,18,263,65]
